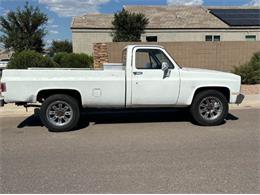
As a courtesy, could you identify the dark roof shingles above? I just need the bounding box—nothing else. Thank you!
[71,6,259,29]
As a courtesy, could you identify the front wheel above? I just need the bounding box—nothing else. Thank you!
[40,94,80,132]
[190,90,228,126]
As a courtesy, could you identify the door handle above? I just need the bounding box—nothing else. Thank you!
[133,71,143,75]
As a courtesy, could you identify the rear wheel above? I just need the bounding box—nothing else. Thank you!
[190,90,228,126]
[40,94,80,132]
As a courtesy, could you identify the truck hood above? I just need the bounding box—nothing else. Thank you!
[180,67,240,81]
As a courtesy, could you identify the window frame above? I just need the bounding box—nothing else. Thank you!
[134,48,174,70]
[205,35,221,42]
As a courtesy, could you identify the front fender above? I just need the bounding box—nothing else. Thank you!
[177,84,231,105]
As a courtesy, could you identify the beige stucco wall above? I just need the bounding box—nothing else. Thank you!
[72,29,260,54]
[72,29,113,55]
[142,30,260,42]
[142,29,260,42]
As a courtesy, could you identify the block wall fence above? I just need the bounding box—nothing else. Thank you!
[93,41,260,71]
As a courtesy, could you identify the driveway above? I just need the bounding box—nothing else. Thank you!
[0,109,260,193]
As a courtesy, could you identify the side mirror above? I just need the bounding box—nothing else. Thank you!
[162,62,169,71]
[162,62,171,79]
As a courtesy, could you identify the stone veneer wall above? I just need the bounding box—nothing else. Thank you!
[93,43,109,69]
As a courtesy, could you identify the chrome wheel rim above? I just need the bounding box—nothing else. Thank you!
[199,96,223,121]
[46,101,73,127]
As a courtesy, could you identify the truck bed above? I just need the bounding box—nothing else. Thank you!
[1,69,126,108]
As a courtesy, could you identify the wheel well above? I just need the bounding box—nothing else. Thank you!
[37,89,82,106]
[193,87,230,102]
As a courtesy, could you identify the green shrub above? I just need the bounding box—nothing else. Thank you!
[53,52,93,68]
[49,40,72,57]
[52,52,67,65]
[8,50,57,69]
[232,52,260,84]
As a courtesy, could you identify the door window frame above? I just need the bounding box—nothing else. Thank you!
[132,46,179,71]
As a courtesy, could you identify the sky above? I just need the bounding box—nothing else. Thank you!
[0,0,259,47]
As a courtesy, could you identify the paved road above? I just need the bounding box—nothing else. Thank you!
[0,109,259,193]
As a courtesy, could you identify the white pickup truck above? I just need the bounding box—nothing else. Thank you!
[0,45,244,131]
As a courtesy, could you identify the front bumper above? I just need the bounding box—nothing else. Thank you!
[235,94,245,104]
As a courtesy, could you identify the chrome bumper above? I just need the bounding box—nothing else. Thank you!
[235,94,245,104]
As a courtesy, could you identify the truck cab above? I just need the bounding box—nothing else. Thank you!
[124,45,180,106]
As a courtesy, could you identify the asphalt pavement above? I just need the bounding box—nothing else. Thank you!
[0,109,260,193]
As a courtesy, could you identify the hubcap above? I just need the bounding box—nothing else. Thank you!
[199,96,223,121]
[46,101,73,126]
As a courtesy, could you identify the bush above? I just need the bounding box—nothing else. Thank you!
[53,52,93,68]
[8,50,57,69]
[48,40,72,57]
[52,52,67,65]
[232,52,260,84]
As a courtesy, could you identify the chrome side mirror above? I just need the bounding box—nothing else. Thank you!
[162,62,169,71]
[162,62,171,79]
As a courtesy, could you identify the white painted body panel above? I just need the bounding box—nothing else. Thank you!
[1,45,242,108]
[130,46,180,106]
[1,69,126,108]
[178,68,241,105]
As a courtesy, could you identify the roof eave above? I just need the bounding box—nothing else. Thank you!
[71,26,260,30]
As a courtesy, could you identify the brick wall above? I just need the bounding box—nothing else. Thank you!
[93,41,260,71]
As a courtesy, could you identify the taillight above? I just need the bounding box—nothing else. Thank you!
[0,83,6,92]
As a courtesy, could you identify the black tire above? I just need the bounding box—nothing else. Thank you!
[190,90,228,126]
[40,94,80,132]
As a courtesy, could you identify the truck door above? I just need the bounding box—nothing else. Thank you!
[131,47,180,106]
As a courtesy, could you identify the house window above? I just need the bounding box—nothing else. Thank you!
[245,35,256,41]
[214,35,221,42]
[205,35,221,42]
[205,35,213,42]
[146,36,158,42]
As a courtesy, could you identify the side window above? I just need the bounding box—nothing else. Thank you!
[153,50,173,69]
[135,49,158,69]
[135,49,173,69]
[122,48,127,67]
